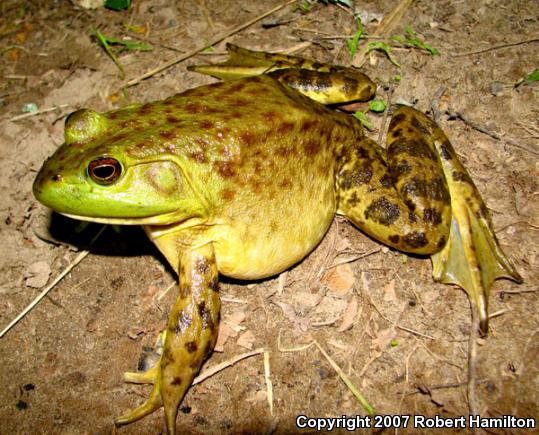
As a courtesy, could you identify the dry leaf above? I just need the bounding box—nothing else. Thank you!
[237,330,256,350]
[25,261,51,288]
[337,296,360,332]
[322,263,355,295]
[383,279,397,302]
[372,327,395,350]
[215,321,235,352]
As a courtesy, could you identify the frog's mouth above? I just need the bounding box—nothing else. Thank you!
[59,211,201,226]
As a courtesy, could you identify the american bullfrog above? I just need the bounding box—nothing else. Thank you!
[33,44,522,433]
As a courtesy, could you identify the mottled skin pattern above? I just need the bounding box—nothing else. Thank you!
[33,45,521,434]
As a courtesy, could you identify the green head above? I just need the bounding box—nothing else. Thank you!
[33,109,206,225]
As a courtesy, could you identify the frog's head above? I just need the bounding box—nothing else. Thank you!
[33,109,207,225]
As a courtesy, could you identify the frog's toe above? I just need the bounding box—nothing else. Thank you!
[123,364,159,384]
[115,379,163,426]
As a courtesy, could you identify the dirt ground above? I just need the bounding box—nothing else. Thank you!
[0,0,537,434]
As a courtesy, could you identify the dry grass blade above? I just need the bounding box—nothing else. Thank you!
[193,348,265,385]
[0,225,106,338]
[314,340,375,415]
[126,0,297,86]
[264,350,274,415]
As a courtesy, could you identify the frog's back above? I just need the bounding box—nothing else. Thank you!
[150,76,365,279]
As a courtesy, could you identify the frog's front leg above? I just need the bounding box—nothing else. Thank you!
[115,243,220,435]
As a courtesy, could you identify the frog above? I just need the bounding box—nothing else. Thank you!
[33,44,522,434]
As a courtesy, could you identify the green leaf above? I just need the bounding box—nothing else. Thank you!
[390,339,399,347]
[393,27,439,56]
[366,41,401,67]
[346,16,364,58]
[353,111,374,130]
[369,99,387,112]
[524,68,539,83]
[393,74,401,82]
[91,27,125,78]
[104,0,131,10]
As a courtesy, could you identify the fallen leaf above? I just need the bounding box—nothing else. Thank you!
[237,330,256,349]
[372,327,395,351]
[337,296,360,332]
[383,279,397,302]
[25,261,51,288]
[215,321,236,352]
[322,263,355,295]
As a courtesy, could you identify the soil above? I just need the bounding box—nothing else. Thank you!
[0,1,537,434]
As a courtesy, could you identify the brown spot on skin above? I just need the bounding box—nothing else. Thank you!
[402,177,428,199]
[200,120,214,129]
[185,102,202,113]
[196,260,209,275]
[365,197,401,226]
[393,161,412,178]
[263,111,279,122]
[304,139,320,156]
[390,138,437,161]
[403,231,428,248]
[452,171,472,183]
[379,174,393,189]
[389,234,400,244]
[190,151,207,163]
[229,81,246,93]
[138,104,153,116]
[277,145,294,157]
[221,188,235,201]
[110,133,128,143]
[279,179,292,189]
[392,128,402,138]
[52,174,62,182]
[300,119,317,133]
[277,122,294,135]
[346,191,360,208]
[159,130,176,140]
[424,208,442,225]
[172,377,182,385]
[437,235,447,248]
[389,113,406,130]
[162,348,174,365]
[339,164,373,189]
[209,278,219,293]
[240,131,256,146]
[408,211,418,223]
[440,141,453,160]
[410,115,431,135]
[214,161,236,178]
[196,138,210,150]
[185,341,198,353]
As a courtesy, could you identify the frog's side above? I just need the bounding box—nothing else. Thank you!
[33,45,521,434]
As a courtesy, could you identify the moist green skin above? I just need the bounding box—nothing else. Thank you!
[33,51,521,434]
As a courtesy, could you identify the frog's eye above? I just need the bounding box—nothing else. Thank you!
[88,157,122,185]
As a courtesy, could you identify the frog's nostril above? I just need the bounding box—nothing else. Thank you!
[51,174,62,182]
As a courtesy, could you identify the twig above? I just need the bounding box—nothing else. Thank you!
[452,38,539,57]
[263,350,273,415]
[0,225,106,338]
[126,0,297,87]
[8,104,69,122]
[363,291,435,339]
[192,348,264,385]
[448,109,539,157]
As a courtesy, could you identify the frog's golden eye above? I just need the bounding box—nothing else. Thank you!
[88,157,122,185]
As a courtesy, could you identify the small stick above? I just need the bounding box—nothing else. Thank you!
[452,38,539,57]
[8,104,69,122]
[192,348,264,385]
[0,225,106,338]
[126,0,296,87]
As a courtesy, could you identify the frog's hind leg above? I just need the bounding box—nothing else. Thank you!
[115,244,220,435]
[338,106,522,333]
[337,107,453,256]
